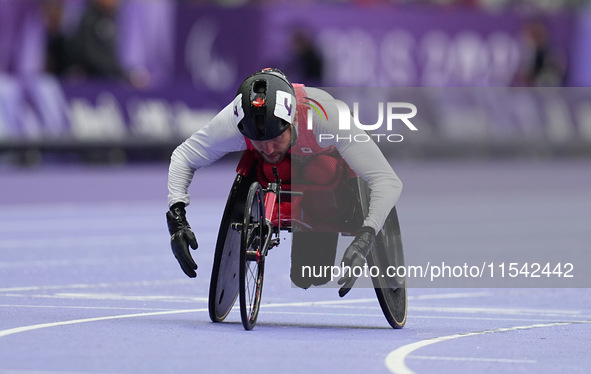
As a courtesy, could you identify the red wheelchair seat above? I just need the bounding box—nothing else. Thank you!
[236,150,360,233]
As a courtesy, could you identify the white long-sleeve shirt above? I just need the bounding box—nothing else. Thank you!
[168,87,402,233]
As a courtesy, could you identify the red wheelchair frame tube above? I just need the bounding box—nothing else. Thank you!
[264,192,277,227]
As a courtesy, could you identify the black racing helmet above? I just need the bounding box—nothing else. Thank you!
[234,68,296,141]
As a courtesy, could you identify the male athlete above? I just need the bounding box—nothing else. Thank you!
[166,68,402,297]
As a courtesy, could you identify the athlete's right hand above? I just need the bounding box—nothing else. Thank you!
[166,202,198,278]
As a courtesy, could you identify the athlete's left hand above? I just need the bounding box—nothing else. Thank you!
[337,226,376,297]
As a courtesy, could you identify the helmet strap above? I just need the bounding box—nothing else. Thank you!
[289,124,298,147]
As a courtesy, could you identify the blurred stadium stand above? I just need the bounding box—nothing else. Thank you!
[1,0,591,165]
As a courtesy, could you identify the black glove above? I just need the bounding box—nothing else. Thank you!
[337,226,376,297]
[166,202,198,278]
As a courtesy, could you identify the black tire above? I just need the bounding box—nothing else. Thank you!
[239,182,266,330]
[354,177,406,329]
[208,173,253,323]
[367,206,407,329]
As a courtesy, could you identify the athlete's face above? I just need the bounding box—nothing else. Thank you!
[250,127,292,164]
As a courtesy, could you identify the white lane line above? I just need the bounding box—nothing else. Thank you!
[412,314,591,323]
[0,234,164,250]
[262,298,376,308]
[52,293,208,302]
[267,292,493,308]
[0,303,585,324]
[0,298,381,339]
[316,304,589,319]
[410,305,584,317]
[0,279,191,292]
[264,310,383,318]
[409,292,492,300]
[2,293,209,303]
[317,306,590,322]
[0,308,210,338]
[384,321,583,374]
[0,255,169,269]
[0,304,178,312]
[408,355,536,364]
[1,293,208,304]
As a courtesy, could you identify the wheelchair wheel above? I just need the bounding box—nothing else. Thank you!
[353,178,406,329]
[367,206,407,329]
[209,173,253,323]
[239,182,266,330]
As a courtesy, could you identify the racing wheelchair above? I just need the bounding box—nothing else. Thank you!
[207,150,407,330]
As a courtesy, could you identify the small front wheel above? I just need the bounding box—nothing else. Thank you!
[239,182,266,330]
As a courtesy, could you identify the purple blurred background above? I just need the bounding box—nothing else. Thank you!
[1,0,591,164]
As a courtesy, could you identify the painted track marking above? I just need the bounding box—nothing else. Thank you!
[0,279,191,293]
[0,298,386,339]
[0,308,210,338]
[384,321,589,374]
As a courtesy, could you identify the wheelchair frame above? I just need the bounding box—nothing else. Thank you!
[208,154,407,330]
